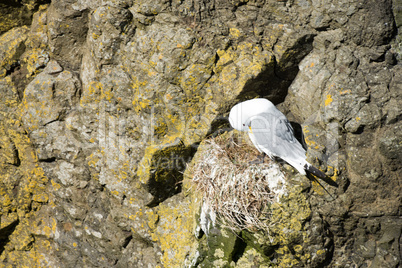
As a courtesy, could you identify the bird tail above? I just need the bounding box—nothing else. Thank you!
[304,163,326,178]
[282,158,307,175]
[280,158,326,178]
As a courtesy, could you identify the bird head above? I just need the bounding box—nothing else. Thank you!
[228,98,275,131]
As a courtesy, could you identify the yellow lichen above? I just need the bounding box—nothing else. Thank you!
[325,94,333,106]
[266,186,313,266]
[0,77,56,266]
[0,26,29,77]
[149,195,199,267]
[80,81,102,107]
[229,27,242,38]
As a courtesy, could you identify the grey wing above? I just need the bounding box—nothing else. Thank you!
[249,113,305,158]
[276,118,296,143]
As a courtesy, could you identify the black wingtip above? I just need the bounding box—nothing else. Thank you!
[304,164,326,179]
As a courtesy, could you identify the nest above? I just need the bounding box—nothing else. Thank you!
[192,131,286,231]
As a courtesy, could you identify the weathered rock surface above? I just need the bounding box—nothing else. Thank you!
[0,0,401,267]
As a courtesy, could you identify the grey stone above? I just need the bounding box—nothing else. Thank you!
[0,0,401,267]
[378,122,402,160]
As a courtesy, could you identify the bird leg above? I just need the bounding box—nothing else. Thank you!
[249,153,266,164]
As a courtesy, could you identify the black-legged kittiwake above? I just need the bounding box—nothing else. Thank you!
[229,98,326,178]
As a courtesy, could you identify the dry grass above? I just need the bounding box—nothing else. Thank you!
[193,131,286,231]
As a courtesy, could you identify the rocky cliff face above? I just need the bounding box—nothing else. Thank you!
[0,0,401,267]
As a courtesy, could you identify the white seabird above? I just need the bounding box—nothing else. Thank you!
[229,98,326,178]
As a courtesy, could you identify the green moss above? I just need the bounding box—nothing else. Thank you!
[195,225,239,267]
[234,248,272,268]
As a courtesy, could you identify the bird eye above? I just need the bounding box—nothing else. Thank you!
[242,124,245,126]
